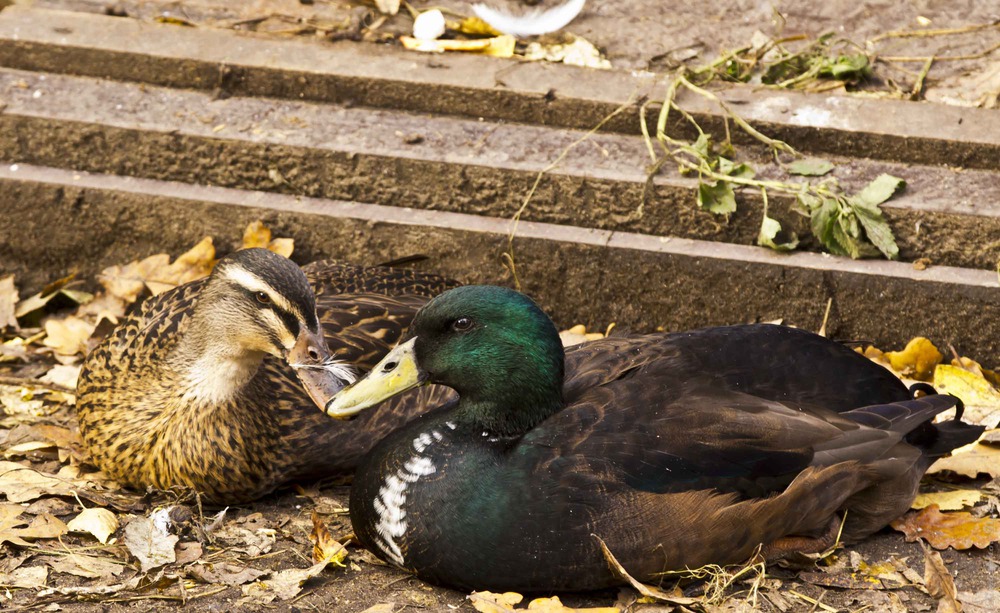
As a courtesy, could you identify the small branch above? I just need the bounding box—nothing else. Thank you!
[0,375,75,394]
[869,22,1000,44]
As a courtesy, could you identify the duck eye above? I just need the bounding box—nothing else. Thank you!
[451,317,473,332]
[255,291,271,304]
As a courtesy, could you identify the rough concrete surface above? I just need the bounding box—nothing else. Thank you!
[1,67,998,269]
[3,166,999,359]
[2,5,1000,169]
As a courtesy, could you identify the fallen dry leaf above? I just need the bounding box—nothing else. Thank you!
[884,337,942,381]
[922,542,961,613]
[188,561,268,586]
[175,541,203,565]
[892,504,1000,550]
[522,36,612,69]
[559,324,607,347]
[147,237,216,295]
[214,524,277,556]
[98,237,216,302]
[0,274,18,329]
[67,507,119,544]
[123,510,179,572]
[912,490,983,511]
[25,498,74,516]
[469,592,527,613]
[0,386,46,416]
[928,432,1000,479]
[933,365,1000,427]
[359,604,396,613]
[373,0,399,15]
[960,589,1000,613]
[0,461,82,502]
[42,316,96,357]
[240,561,328,604]
[453,16,502,36]
[0,504,68,547]
[950,356,1000,387]
[469,592,620,613]
[3,441,56,459]
[0,565,48,588]
[38,553,126,579]
[40,364,81,391]
[241,221,294,258]
[74,291,128,328]
[400,34,516,57]
[14,275,92,322]
[310,512,348,566]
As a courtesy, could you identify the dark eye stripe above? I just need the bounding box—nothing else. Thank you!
[275,307,301,339]
[239,286,301,338]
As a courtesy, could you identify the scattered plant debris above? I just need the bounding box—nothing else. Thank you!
[2,222,999,610]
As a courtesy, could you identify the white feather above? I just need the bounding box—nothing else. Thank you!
[473,0,586,37]
[372,431,441,567]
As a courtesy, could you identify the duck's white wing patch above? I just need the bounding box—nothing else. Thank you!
[472,0,586,37]
[373,430,442,567]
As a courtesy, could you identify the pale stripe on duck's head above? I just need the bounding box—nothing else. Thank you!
[205,249,353,407]
[212,248,320,338]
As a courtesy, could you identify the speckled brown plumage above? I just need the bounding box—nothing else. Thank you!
[77,258,456,503]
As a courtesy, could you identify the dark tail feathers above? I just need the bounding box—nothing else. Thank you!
[844,392,984,458]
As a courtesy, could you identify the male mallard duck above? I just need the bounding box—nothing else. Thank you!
[77,248,455,503]
[326,286,983,592]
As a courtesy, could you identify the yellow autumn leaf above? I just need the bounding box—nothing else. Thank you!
[242,220,273,249]
[912,490,982,511]
[452,16,502,36]
[470,591,620,613]
[267,238,294,258]
[482,35,516,58]
[928,434,1000,479]
[3,441,56,458]
[309,512,347,567]
[43,316,96,356]
[98,252,171,303]
[242,221,295,258]
[892,505,1000,550]
[952,356,1000,388]
[67,508,119,544]
[400,35,515,58]
[98,237,217,300]
[932,364,1000,426]
[559,324,608,347]
[0,275,18,329]
[156,236,216,291]
[884,337,942,381]
[525,596,619,612]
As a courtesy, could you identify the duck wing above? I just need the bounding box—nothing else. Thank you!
[304,260,457,299]
[563,324,910,411]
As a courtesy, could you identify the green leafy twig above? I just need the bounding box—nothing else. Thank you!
[644,72,903,259]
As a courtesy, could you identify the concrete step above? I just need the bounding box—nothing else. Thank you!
[3,163,999,358]
[1,5,999,171]
[2,67,998,270]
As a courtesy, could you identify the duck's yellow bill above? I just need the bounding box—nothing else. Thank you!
[325,337,423,419]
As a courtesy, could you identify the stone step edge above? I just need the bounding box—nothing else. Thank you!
[3,96,999,271]
[4,163,998,358]
[3,162,995,290]
[0,5,997,171]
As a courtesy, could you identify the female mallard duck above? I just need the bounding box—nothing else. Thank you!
[77,248,456,504]
[326,286,983,592]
